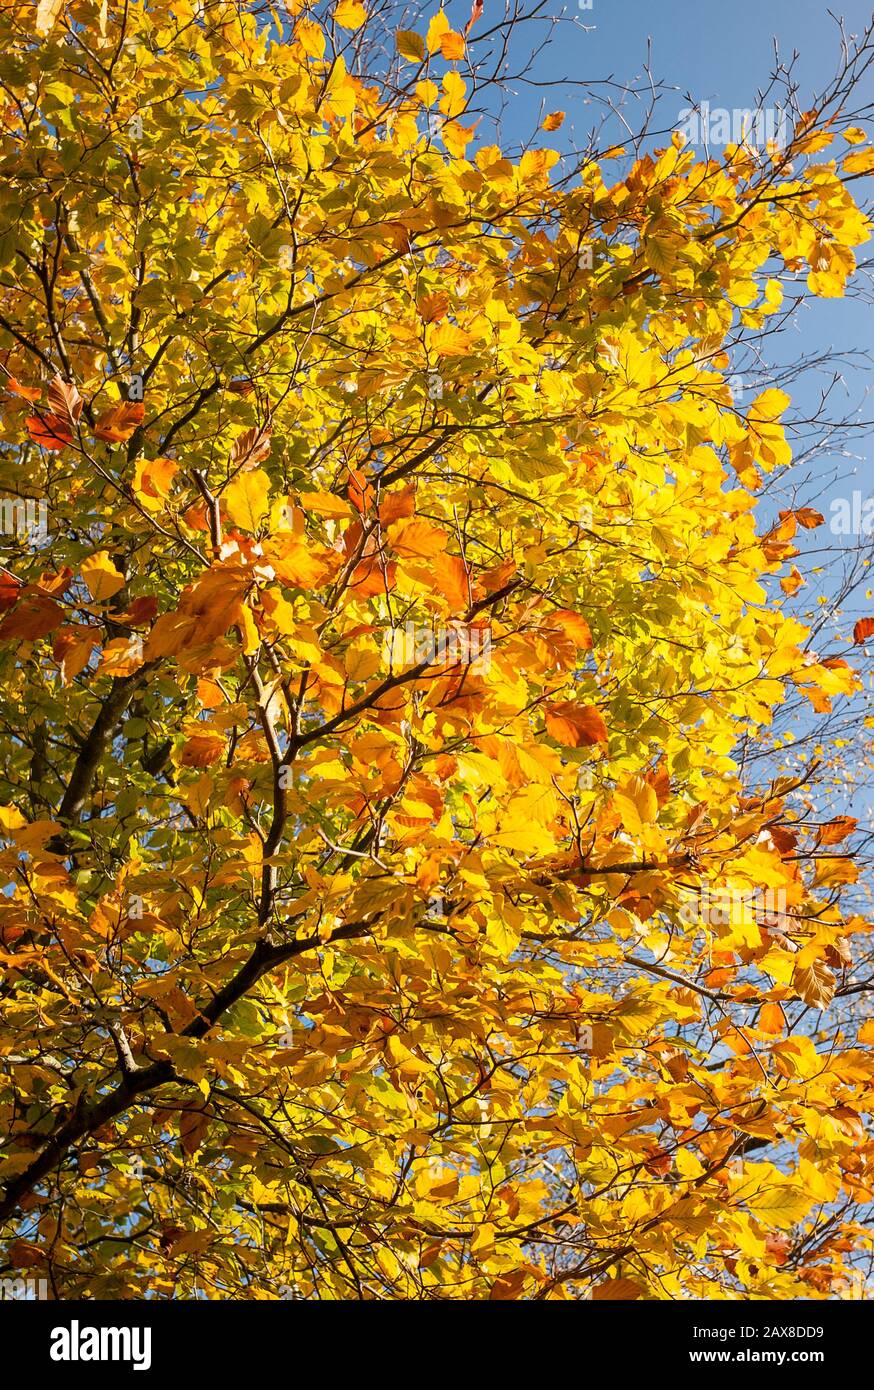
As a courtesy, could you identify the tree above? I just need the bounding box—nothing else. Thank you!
[0,0,873,1300]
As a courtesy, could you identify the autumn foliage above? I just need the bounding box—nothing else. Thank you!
[0,0,873,1300]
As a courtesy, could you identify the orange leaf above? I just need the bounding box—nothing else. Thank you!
[758,1002,785,1035]
[100,636,145,677]
[179,731,226,767]
[431,553,470,612]
[0,574,22,612]
[378,488,416,525]
[93,401,145,442]
[53,625,98,683]
[853,617,874,644]
[780,567,804,596]
[817,816,857,846]
[388,517,449,559]
[0,591,63,640]
[778,507,824,530]
[544,701,608,747]
[439,31,465,60]
[463,0,483,36]
[592,1277,641,1300]
[542,609,593,649]
[26,413,72,451]
[5,377,41,402]
[417,293,449,323]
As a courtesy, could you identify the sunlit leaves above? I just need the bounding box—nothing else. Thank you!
[223,469,271,533]
[0,0,870,1306]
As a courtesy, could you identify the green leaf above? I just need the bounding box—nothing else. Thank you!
[395,29,425,62]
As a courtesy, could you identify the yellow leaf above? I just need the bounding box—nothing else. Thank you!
[333,0,367,28]
[224,468,271,532]
[427,320,472,357]
[345,637,381,682]
[426,9,450,54]
[0,805,27,832]
[439,70,467,118]
[298,490,353,518]
[612,775,658,836]
[746,1183,811,1230]
[35,0,64,36]
[504,782,558,827]
[487,915,521,956]
[81,551,125,602]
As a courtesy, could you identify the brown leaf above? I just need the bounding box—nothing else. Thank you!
[824,938,852,970]
[793,959,835,1010]
[47,376,83,426]
[643,1147,672,1177]
[180,1109,210,1157]
[230,424,272,471]
[769,824,798,855]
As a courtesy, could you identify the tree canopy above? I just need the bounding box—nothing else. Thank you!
[1,0,873,1300]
